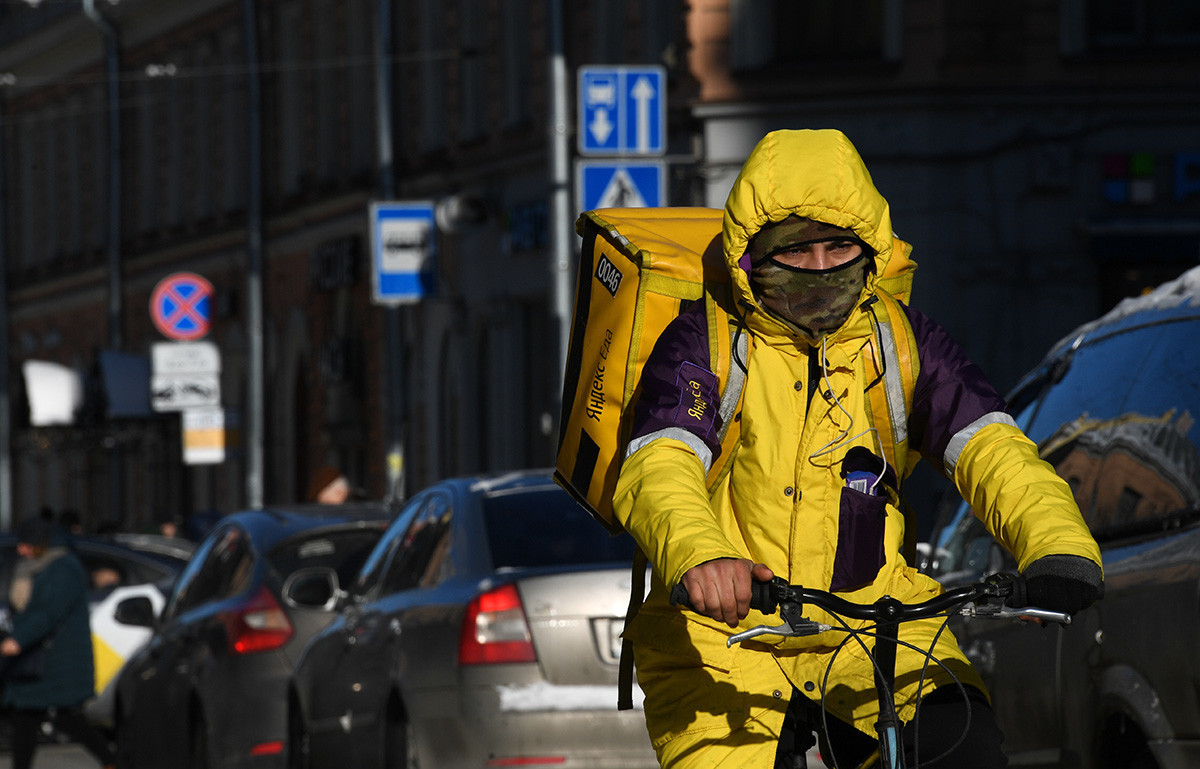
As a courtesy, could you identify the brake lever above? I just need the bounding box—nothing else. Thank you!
[727,601,832,647]
[961,604,1071,625]
[727,622,793,646]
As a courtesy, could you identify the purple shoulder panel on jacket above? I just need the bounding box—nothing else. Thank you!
[901,303,1009,469]
[629,303,724,459]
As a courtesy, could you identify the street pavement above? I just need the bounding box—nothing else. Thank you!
[0,743,99,769]
[2,739,826,768]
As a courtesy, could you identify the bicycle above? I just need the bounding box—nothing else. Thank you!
[669,572,1070,769]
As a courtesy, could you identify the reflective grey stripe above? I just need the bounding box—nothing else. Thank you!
[874,314,909,448]
[943,412,1018,476]
[716,330,747,442]
[625,428,714,473]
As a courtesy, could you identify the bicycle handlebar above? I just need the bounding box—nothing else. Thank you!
[669,572,1070,647]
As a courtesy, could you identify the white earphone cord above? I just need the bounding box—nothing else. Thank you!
[807,334,889,495]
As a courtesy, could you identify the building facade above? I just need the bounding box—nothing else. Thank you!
[0,0,1196,532]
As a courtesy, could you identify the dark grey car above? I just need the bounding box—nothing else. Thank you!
[285,470,658,769]
[928,266,1200,769]
[111,503,392,769]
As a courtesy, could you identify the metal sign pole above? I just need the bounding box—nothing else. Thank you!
[377,0,406,504]
[242,0,265,508]
[548,0,572,397]
[0,95,10,530]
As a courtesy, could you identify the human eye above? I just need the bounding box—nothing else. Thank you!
[771,243,810,261]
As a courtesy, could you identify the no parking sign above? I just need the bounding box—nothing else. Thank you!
[151,272,213,340]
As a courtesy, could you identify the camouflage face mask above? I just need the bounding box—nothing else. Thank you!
[750,253,868,341]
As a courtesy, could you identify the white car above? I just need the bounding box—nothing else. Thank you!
[85,581,172,728]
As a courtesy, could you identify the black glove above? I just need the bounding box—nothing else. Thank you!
[1020,555,1103,616]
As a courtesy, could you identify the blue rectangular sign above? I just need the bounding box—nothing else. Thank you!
[370,201,436,304]
[577,160,666,212]
[578,66,665,156]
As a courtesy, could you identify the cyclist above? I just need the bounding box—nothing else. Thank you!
[613,129,1103,768]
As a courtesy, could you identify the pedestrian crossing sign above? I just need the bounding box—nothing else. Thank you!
[576,160,666,212]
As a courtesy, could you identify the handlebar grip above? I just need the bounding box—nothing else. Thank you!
[749,579,777,614]
[669,579,779,614]
[1001,574,1027,608]
[669,583,692,610]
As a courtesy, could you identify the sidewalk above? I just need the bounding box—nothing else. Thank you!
[0,743,99,769]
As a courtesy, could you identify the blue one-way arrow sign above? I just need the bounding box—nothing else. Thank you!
[578,65,665,156]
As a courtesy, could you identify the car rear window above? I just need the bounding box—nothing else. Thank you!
[269,528,385,585]
[484,487,637,569]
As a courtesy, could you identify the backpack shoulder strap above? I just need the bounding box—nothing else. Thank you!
[865,290,921,561]
[703,287,748,493]
[865,290,919,479]
[617,547,647,711]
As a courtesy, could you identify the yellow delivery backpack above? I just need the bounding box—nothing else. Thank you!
[555,206,921,534]
[555,208,732,533]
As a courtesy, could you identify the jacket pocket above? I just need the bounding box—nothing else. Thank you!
[831,486,887,592]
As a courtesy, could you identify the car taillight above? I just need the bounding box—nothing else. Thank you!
[459,583,536,665]
[220,585,294,654]
[249,741,284,757]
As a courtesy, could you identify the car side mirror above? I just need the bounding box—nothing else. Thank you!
[283,567,343,610]
[113,595,156,628]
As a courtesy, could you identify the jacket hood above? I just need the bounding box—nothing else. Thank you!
[723,130,904,333]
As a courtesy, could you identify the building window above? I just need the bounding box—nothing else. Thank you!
[943,2,1026,63]
[346,0,373,175]
[590,0,628,63]
[314,0,338,183]
[501,0,530,129]
[277,3,305,196]
[44,110,60,262]
[458,0,486,143]
[1063,0,1200,54]
[136,78,156,234]
[641,0,678,66]
[220,28,247,214]
[64,95,82,257]
[87,87,105,252]
[193,39,215,223]
[18,119,39,271]
[165,60,185,228]
[418,0,448,153]
[729,0,901,73]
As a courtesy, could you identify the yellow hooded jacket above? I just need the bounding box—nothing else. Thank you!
[612,129,1101,764]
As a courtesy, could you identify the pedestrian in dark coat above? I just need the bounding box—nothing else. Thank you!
[1,516,115,769]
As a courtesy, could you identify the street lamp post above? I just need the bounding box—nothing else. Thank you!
[0,88,11,530]
[548,0,572,406]
[376,0,407,505]
[81,0,122,353]
[242,0,265,508]
[81,0,125,525]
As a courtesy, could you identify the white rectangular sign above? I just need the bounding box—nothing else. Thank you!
[371,201,436,304]
[152,341,221,375]
[151,373,221,411]
[182,407,225,464]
